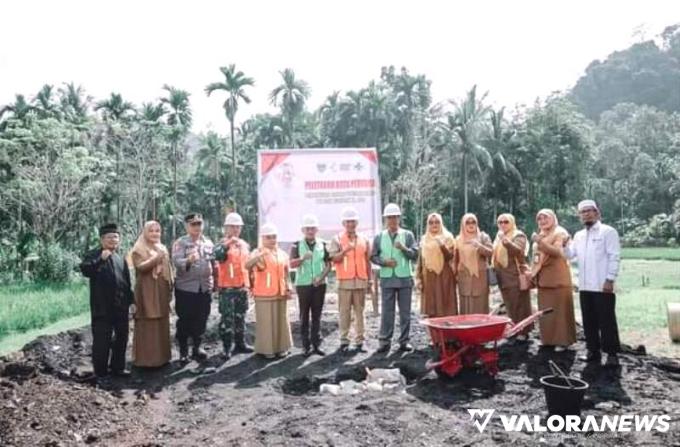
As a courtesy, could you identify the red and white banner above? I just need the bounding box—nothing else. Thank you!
[257,148,382,245]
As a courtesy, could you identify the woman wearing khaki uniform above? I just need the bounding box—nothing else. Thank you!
[492,213,532,340]
[129,221,173,368]
[456,213,493,315]
[416,213,458,317]
[531,209,576,351]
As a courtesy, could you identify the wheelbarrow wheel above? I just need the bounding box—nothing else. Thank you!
[431,351,455,381]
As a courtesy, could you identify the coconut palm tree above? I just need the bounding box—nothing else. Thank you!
[58,83,91,124]
[205,64,254,178]
[95,93,135,121]
[445,85,492,213]
[160,85,192,239]
[32,85,60,119]
[0,94,33,129]
[486,107,523,218]
[269,68,311,147]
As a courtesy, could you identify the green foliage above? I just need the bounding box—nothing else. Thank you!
[571,27,680,119]
[33,243,79,283]
[1,26,680,284]
[0,281,88,337]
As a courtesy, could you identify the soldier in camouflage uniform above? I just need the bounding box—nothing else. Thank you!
[214,212,254,359]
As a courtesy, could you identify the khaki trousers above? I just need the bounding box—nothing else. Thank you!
[338,288,366,345]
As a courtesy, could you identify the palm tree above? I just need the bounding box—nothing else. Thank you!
[445,85,492,212]
[486,107,522,218]
[33,85,60,119]
[269,68,311,147]
[0,94,33,128]
[205,64,254,178]
[139,102,166,123]
[58,83,91,124]
[95,93,136,222]
[160,85,192,239]
[95,92,135,121]
[196,132,226,225]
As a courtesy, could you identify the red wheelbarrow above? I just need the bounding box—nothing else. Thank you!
[421,308,553,378]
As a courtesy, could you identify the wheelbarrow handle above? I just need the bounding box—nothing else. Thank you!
[504,307,554,339]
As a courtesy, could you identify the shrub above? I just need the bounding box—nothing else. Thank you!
[33,243,79,283]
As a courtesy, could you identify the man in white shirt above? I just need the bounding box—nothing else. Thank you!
[565,200,621,367]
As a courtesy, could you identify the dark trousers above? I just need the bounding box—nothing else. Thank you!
[175,288,211,349]
[297,284,326,349]
[379,286,412,346]
[91,313,129,377]
[579,291,621,355]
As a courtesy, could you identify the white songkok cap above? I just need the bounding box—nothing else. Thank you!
[577,200,598,211]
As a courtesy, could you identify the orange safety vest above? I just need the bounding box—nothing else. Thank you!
[334,232,369,280]
[251,249,289,298]
[217,240,250,288]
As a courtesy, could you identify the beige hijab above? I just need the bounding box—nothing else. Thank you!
[457,213,481,277]
[421,213,456,275]
[492,213,526,268]
[531,209,569,276]
[129,221,173,283]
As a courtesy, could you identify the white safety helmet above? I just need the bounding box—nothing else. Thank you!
[341,206,360,222]
[223,212,244,226]
[260,223,278,236]
[301,214,320,228]
[382,203,401,217]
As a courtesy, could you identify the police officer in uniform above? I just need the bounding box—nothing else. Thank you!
[172,213,215,362]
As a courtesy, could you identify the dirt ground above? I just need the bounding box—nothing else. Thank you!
[1,292,680,447]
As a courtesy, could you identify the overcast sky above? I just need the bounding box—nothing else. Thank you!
[1,1,678,132]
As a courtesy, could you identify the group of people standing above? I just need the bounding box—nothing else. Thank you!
[79,198,622,384]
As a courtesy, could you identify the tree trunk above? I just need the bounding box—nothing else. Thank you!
[463,151,469,213]
[230,118,236,179]
[172,141,177,241]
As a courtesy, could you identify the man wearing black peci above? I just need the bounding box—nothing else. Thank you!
[79,223,135,386]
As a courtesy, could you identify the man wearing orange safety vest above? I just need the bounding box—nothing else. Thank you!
[329,206,373,353]
[214,212,254,360]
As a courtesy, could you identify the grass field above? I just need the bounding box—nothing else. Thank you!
[621,247,680,261]
[0,281,89,338]
[593,257,679,357]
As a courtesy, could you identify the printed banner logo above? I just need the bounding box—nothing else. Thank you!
[468,409,495,433]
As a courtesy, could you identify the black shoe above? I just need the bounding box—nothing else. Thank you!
[302,346,312,357]
[338,344,350,353]
[376,344,390,354]
[192,347,208,361]
[111,369,131,378]
[233,344,254,354]
[604,354,619,367]
[579,351,601,363]
[354,344,367,353]
[312,346,326,356]
[398,343,414,352]
[221,350,232,361]
[179,342,189,362]
[95,376,112,389]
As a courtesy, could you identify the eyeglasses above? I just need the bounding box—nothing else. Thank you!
[498,220,510,224]
[189,222,203,227]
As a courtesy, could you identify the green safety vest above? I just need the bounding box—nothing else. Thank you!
[295,239,326,286]
[379,230,413,278]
